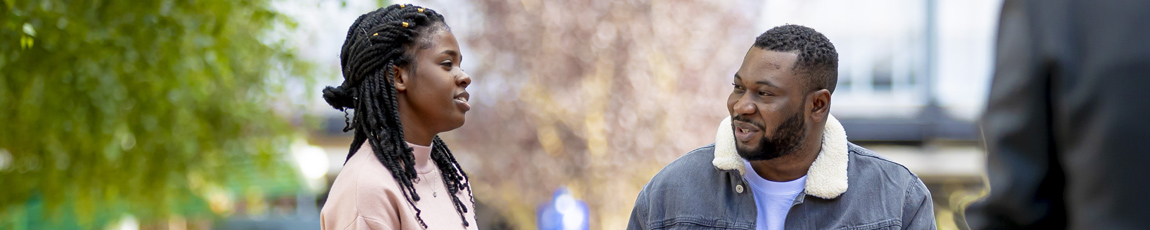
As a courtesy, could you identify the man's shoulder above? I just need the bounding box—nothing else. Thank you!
[662,144,718,172]
[630,144,757,229]
[643,144,724,189]
[846,142,926,188]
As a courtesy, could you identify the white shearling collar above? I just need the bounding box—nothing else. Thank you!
[711,114,850,199]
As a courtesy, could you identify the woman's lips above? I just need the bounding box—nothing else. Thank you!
[454,92,470,112]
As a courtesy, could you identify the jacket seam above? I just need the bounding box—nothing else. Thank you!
[901,175,927,228]
[837,218,900,230]
[650,216,752,229]
[636,185,650,229]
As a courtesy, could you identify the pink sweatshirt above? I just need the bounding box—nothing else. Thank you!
[320,141,478,230]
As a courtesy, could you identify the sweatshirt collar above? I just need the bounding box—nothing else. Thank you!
[406,141,435,174]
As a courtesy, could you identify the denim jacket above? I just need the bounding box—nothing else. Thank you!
[628,115,936,230]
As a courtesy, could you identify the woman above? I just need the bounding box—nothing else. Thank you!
[319,4,476,230]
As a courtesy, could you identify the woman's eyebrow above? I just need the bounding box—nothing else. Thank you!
[440,49,459,57]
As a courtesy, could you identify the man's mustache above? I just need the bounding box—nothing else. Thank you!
[732,115,766,130]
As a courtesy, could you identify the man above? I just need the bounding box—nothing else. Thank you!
[627,25,936,230]
[964,0,1150,229]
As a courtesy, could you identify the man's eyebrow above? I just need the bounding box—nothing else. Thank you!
[733,74,778,88]
[756,80,778,88]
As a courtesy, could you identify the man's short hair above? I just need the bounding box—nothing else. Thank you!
[754,25,839,94]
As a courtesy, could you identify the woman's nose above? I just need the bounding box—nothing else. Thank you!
[457,71,471,88]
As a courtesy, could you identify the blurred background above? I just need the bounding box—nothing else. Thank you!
[1,0,998,229]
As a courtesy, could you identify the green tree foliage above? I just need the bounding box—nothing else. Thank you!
[0,0,311,227]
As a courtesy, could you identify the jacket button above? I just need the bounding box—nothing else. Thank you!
[735,184,744,193]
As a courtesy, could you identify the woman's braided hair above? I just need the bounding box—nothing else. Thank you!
[321,4,473,228]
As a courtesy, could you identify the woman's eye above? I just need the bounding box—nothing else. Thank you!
[440,61,453,69]
[731,83,744,91]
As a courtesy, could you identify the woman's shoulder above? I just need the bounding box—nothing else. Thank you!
[346,147,403,191]
[323,144,408,224]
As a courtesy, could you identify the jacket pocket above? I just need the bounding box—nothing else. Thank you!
[649,217,753,230]
[836,218,900,230]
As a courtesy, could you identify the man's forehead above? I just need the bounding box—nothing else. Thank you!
[748,49,798,70]
[738,48,799,80]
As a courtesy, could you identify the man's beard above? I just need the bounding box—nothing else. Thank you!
[734,110,807,161]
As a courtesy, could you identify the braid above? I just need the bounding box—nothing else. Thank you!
[432,136,475,227]
[366,66,428,228]
[322,4,470,228]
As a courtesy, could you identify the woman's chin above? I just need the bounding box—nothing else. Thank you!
[445,116,466,130]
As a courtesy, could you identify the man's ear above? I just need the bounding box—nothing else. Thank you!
[808,89,831,123]
[391,65,409,92]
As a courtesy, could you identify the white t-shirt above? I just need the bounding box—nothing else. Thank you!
[743,160,807,230]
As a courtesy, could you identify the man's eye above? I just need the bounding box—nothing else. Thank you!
[731,83,744,90]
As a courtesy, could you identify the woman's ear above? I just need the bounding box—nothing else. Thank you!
[391,65,409,92]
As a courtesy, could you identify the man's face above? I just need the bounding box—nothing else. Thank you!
[728,48,809,161]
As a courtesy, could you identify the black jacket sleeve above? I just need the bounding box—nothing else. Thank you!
[964,0,1067,228]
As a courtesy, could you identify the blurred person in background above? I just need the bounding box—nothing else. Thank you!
[318,4,477,230]
[965,0,1150,229]
[627,25,935,230]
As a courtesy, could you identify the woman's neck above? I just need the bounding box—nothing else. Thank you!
[400,115,435,146]
[403,133,433,146]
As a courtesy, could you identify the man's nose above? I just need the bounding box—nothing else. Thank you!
[733,96,756,116]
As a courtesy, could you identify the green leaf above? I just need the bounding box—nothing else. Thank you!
[0,0,316,228]
[21,23,34,37]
